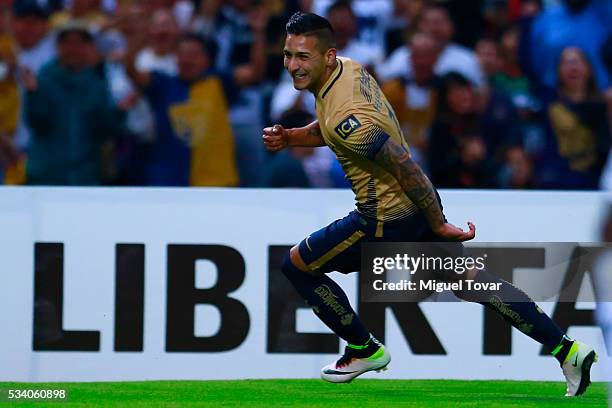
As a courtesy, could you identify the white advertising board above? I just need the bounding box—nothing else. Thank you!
[0,187,609,382]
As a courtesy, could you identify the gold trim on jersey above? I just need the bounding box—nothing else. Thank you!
[308,230,366,271]
[376,221,384,238]
[319,59,344,99]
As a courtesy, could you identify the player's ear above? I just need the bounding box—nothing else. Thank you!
[326,48,337,66]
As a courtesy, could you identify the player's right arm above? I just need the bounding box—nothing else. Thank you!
[374,137,476,242]
[262,120,326,151]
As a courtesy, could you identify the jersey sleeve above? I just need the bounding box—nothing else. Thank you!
[327,110,391,160]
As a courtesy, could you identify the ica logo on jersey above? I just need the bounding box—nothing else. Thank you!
[334,114,362,139]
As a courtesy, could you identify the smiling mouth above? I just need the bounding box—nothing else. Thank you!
[293,73,308,80]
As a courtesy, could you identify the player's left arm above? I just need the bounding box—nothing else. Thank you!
[374,137,476,241]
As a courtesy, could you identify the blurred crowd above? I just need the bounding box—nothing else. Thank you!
[0,0,610,189]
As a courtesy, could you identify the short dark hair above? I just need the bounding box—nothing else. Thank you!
[442,71,472,88]
[286,12,336,51]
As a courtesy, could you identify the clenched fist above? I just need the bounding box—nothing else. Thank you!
[262,124,289,152]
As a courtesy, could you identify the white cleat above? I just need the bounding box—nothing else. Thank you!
[321,345,391,383]
[562,341,598,396]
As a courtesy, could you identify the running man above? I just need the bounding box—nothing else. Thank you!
[262,12,596,396]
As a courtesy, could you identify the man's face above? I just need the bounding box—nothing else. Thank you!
[327,7,357,49]
[12,16,48,49]
[558,47,590,91]
[475,39,502,77]
[418,9,453,45]
[150,11,179,53]
[57,32,91,71]
[177,40,209,81]
[410,34,439,83]
[284,34,329,92]
[447,83,475,115]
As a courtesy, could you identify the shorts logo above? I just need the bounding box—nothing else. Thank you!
[334,114,361,139]
[305,236,313,252]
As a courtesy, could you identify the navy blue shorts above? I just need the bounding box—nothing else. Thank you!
[298,210,450,274]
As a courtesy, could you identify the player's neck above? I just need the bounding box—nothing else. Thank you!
[312,59,339,97]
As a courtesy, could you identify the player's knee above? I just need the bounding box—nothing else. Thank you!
[281,246,313,280]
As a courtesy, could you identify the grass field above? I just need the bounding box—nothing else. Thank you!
[0,380,608,407]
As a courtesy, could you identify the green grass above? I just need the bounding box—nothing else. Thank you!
[0,380,608,407]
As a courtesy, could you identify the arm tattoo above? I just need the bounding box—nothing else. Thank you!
[306,126,322,138]
[375,139,445,229]
[299,121,325,147]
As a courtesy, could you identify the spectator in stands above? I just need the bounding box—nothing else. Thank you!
[476,36,503,80]
[476,27,545,181]
[479,25,538,112]
[100,4,161,185]
[12,1,56,74]
[534,47,610,189]
[10,1,57,184]
[101,2,148,57]
[189,0,222,42]
[192,0,268,186]
[478,30,537,190]
[270,0,382,121]
[0,19,19,184]
[135,9,179,76]
[326,0,383,68]
[378,3,486,88]
[1,0,606,191]
[382,32,441,169]
[383,0,424,58]
[265,109,349,188]
[24,23,124,185]
[479,36,536,191]
[312,0,393,60]
[440,0,487,48]
[126,33,239,187]
[261,0,307,85]
[428,72,522,188]
[482,0,513,39]
[501,145,534,188]
[520,0,612,91]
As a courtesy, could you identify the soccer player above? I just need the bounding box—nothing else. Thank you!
[262,12,597,396]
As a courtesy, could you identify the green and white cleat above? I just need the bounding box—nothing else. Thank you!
[321,342,391,383]
[562,341,598,396]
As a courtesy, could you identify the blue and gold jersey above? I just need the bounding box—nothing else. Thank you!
[315,57,418,223]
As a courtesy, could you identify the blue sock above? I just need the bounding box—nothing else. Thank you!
[458,270,565,351]
[281,255,371,347]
